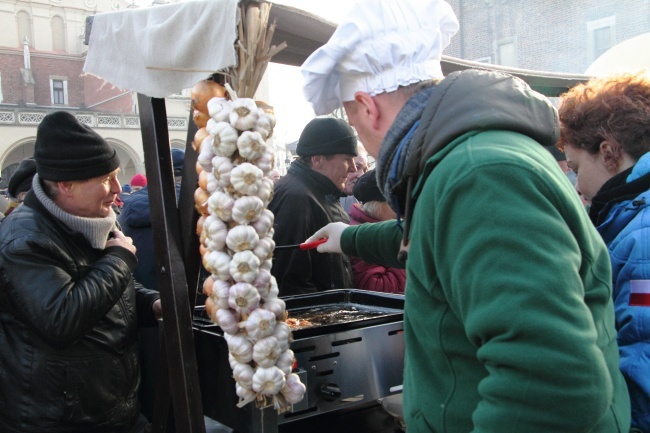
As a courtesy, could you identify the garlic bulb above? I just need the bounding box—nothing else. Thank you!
[228,282,261,315]
[254,113,274,140]
[197,135,215,172]
[253,236,275,262]
[203,215,228,251]
[262,297,286,319]
[276,349,295,375]
[232,362,255,390]
[204,250,231,281]
[226,225,259,252]
[260,259,273,273]
[252,268,272,297]
[256,178,274,206]
[228,353,239,370]
[226,332,254,364]
[253,150,274,175]
[253,336,282,368]
[229,250,260,283]
[208,191,234,221]
[263,276,280,301]
[251,209,274,237]
[281,373,306,405]
[205,172,219,193]
[273,321,293,353]
[212,279,231,310]
[212,156,234,188]
[207,97,231,122]
[245,308,277,341]
[232,196,265,225]
[208,121,239,157]
[215,307,241,335]
[252,366,286,396]
[230,98,260,131]
[237,131,266,161]
[230,162,263,195]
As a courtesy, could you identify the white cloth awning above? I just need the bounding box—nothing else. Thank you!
[83,0,238,98]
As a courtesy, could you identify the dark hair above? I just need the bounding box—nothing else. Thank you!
[557,72,650,161]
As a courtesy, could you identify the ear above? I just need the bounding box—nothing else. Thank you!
[56,180,76,197]
[353,92,380,130]
[310,155,323,169]
[599,140,621,173]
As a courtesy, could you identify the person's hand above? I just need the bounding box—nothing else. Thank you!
[306,222,348,254]
[106,229,137,254]
[152,299,163,320]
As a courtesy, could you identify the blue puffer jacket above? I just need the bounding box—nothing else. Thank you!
[593,152,650,433]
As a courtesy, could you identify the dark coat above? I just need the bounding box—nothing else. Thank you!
[0,190,159,433]
[268,160,353,296]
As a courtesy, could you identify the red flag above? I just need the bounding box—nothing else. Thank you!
[629,280,650,306]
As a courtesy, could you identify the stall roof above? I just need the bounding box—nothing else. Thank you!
[268,2,590,97]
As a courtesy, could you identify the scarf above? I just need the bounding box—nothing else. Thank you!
[376,86,436,221]
[589,167,650,226]
[33,174,117,249]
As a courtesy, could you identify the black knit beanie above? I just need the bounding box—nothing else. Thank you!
[34,111,120,181]
[353,169,386,203]
[7,157,37,199]
[296,117,358,157]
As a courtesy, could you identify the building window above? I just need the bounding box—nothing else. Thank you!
[588,16,616,62]
[51,16,66,52]
[496,38,517,68]
[50,79,68,105]
[17,11,33,48]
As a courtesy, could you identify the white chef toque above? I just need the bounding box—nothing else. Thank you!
[301,0,459,116]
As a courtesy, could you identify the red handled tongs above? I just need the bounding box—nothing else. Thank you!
[274,238,327,250]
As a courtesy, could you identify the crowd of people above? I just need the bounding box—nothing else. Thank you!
[1,0,649,431]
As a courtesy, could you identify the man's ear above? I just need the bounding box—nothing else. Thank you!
[310,155,323,170]
[354,92,380,130]
[56,180,75,197]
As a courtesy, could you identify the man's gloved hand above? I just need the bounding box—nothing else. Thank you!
[306,222,349,254]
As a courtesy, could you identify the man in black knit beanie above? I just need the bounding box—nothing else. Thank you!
[0,111,161,433]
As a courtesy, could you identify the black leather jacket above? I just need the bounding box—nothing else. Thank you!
[0,191,159,433]
[268,160,353,296]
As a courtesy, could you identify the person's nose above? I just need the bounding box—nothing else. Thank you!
[111,177,122,194]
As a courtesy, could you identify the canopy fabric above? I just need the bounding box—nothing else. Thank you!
[585,33,650,76]
[83,0,238,98]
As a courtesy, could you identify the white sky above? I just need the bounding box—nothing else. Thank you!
[265,0,357,144]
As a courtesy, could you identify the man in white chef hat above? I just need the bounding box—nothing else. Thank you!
[302,1,631,432]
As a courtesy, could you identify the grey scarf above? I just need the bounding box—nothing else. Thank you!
[32,174,116,249]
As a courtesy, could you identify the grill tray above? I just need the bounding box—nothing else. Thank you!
[193,289,404,337]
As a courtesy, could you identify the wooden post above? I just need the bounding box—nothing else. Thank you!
[138,94,206,433]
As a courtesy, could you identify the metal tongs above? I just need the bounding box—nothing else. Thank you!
[274,238,328,250]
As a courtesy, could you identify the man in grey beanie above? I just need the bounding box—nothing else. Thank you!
[268,117,358,296]
[0,111,161,433]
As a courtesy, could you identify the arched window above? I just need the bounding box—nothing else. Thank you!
[51,16,66,52]
[16,11,32,48]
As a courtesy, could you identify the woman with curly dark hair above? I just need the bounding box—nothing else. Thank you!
[558,71,650,433]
